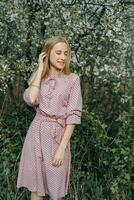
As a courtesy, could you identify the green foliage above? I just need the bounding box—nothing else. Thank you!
[0,105,34,199]
[70,105,134,200]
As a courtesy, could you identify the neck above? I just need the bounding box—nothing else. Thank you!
[49,66,63,76]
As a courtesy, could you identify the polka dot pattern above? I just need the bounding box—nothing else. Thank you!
[17,72,82,200]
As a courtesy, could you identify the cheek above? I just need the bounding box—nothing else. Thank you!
[65,56,68,61]
[50,53,58,63]
[50,55,55,64]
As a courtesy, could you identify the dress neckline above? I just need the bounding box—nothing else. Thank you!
[49,71,64,78]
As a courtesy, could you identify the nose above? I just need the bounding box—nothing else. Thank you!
[60,53,66,60]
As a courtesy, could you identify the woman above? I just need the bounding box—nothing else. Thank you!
[17,36,82,200]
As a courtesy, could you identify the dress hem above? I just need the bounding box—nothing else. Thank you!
[17,185,68,199]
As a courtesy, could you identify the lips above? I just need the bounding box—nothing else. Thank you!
[58,61,65,65]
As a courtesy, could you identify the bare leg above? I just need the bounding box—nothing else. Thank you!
[31,192,43,200]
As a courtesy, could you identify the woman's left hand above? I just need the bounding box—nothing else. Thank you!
[52,146,65,167]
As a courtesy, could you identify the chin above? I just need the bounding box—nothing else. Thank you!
[56,66,65,71]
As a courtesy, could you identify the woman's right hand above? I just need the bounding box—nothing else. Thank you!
[38,52,47,72]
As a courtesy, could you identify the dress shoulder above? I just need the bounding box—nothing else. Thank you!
[69,72,79,80]
[68,72,80,84]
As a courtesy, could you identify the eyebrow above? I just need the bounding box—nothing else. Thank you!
[55,50,68,53]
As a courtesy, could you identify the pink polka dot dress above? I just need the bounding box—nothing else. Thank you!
[17,72,82,200]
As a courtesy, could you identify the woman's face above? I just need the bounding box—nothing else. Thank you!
[49,42,68,72]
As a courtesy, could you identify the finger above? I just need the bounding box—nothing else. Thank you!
[52,158,58,166]
[52,158,64,166]
[40,52,46,55]
[42,53,47,57]
[39,53,46,59]
[57,161,62,167]
[53,159,60,167]
[42,52,47,57]
[56,160,60,166]
[53,160,58,167]
[57,160,63,167]
[56,161,60,167]
[42,55,47,60]
[61,160,63,164]
[52,159,56,166]
[38,53,47,63]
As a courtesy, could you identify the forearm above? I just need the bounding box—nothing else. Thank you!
[28,69,42,104]
[59,124,76,150]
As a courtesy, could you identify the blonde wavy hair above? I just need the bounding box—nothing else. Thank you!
[28,36,72,86]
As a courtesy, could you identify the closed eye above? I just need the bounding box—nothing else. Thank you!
[56,52,61,55]
[55,50,68,56]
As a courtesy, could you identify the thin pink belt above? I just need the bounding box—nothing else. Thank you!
[34,107,69,161]
[36,107,66,128]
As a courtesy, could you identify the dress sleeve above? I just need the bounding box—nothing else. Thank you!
[66,75,82,125]
[23,87,40,107]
